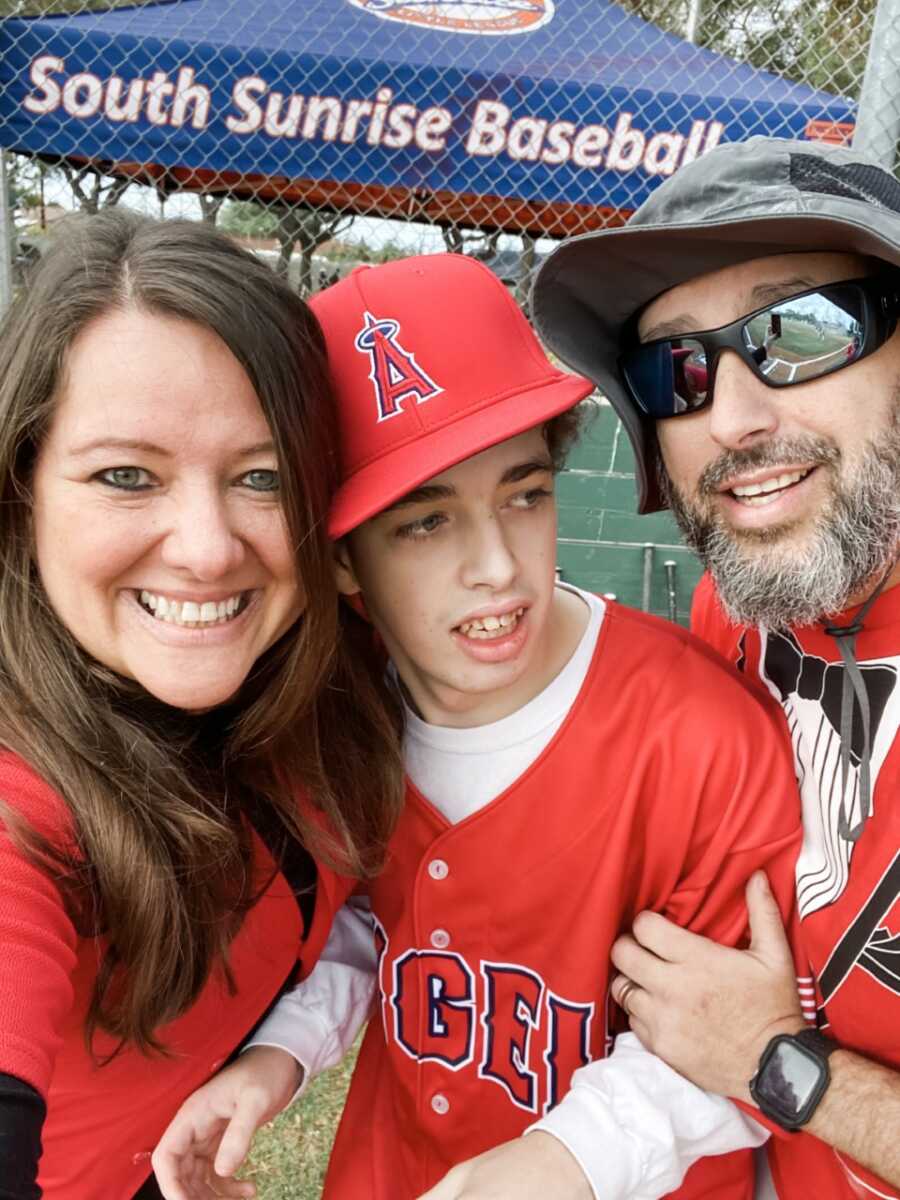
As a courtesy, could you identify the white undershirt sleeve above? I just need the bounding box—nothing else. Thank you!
[526,1034,769,1200]
[245,898,378,1101]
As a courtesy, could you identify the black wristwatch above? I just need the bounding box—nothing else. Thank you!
[749,1028,839,1131]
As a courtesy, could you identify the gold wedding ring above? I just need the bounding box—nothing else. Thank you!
[617,978,639,1017]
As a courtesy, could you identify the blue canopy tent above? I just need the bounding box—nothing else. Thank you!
[0,0,856,234]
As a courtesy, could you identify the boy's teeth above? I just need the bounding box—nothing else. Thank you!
[459,607,525,638]
[138,590,246,627]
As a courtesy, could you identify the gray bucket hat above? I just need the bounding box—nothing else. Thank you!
[532,135,900,513]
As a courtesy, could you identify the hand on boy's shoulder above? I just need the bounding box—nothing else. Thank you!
[414,1131,591,1199]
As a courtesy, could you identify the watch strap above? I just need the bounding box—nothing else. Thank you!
[793,1028,839,1060]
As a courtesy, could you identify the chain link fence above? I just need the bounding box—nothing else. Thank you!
[1,0,899,615]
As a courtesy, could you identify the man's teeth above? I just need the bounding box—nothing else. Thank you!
[731,469,811,505]
[458,608,525,639]
[138,591,245,627]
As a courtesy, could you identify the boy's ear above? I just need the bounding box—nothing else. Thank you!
[333,538,362,597]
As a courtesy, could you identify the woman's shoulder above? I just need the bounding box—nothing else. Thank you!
[0,751,72,840]
[0,752,80,1099]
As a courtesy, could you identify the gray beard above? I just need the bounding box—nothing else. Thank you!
[663,423,900,628]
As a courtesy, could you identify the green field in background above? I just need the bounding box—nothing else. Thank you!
[244,1049,356,1199]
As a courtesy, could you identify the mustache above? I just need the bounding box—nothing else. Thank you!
[697,436,840,497]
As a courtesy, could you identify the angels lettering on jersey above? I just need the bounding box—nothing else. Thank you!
[372,917,600,1116]
[751,629,900,1006]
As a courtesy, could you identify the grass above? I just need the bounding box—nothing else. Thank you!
[242,1046,357,1200]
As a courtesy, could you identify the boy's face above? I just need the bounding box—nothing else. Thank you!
[336,428,564,727]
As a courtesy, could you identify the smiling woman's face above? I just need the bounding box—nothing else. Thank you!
[31,306,304,711]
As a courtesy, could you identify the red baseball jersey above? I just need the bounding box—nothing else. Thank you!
[0,752,344,1200]
[692,574,900,1200]
[322,601,803,1200]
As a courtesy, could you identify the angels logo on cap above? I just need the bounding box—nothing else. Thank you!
[354,311,443,422]
[311,254,594,539]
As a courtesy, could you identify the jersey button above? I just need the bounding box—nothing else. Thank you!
[430,928,451,949]
[428,859,449,881]
[431,1092,450,1115]
[131,1150,152,1165]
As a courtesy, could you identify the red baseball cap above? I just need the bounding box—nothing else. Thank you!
[311,253,594,538]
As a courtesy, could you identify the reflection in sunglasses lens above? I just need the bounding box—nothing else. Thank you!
[671,339,708,412]
[624,282,880,419]
[742,289,863,385]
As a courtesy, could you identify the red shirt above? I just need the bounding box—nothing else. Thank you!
[0,753,346,1199]
[323,601,803,1200]
[693,575,900,1200]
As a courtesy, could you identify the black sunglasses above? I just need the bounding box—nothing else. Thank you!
[620,275,900,420]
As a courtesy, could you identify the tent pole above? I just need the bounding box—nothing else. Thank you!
[0,151,13,318]
[854,0,900,171]
[685,0,703,44]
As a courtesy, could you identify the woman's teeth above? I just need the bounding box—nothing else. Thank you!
[138,591,246,627]
[458,608,525,640]
[731,468,811,506]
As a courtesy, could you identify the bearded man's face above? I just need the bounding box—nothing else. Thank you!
[643,253,900,626]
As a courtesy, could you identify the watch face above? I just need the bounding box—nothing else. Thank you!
[755,1041,822,1117]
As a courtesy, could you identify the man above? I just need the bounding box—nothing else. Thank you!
[532,135,900,1199]
[152,252,802,1200]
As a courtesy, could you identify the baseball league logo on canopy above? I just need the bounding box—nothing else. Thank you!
[348,0,557,35]
[0,0,855,234]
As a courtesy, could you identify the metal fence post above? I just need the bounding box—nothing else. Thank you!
[664,560,678,623]
[641,543,654,613]
[0,151,14,318]
[853,0,900,170]
[685,0,704,45]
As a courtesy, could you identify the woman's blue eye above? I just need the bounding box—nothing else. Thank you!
[97,467,152,490]
[242,469,280,492]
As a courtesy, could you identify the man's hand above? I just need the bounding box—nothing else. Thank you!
[415,1132,592,1200]
[610,871,804,1100]
[151,1045,303,1200]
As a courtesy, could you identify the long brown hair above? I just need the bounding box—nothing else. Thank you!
[0,210,402,1052]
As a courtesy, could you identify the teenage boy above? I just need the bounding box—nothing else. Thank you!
[531,136,900,1197]
[153,253,804,1200]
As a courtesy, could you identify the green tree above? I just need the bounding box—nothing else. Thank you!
[324,237,408,264]
[220,198,354,295]
[618,0,875,99]
[2,155,130,224]
[4,154,42,219]
[1,0,157,14]
[58,161,131,213]
[219,199,278,239]
[197,193,225,226]
[441,223,501,260]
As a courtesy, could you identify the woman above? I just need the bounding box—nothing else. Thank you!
[0,209,402,1200]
